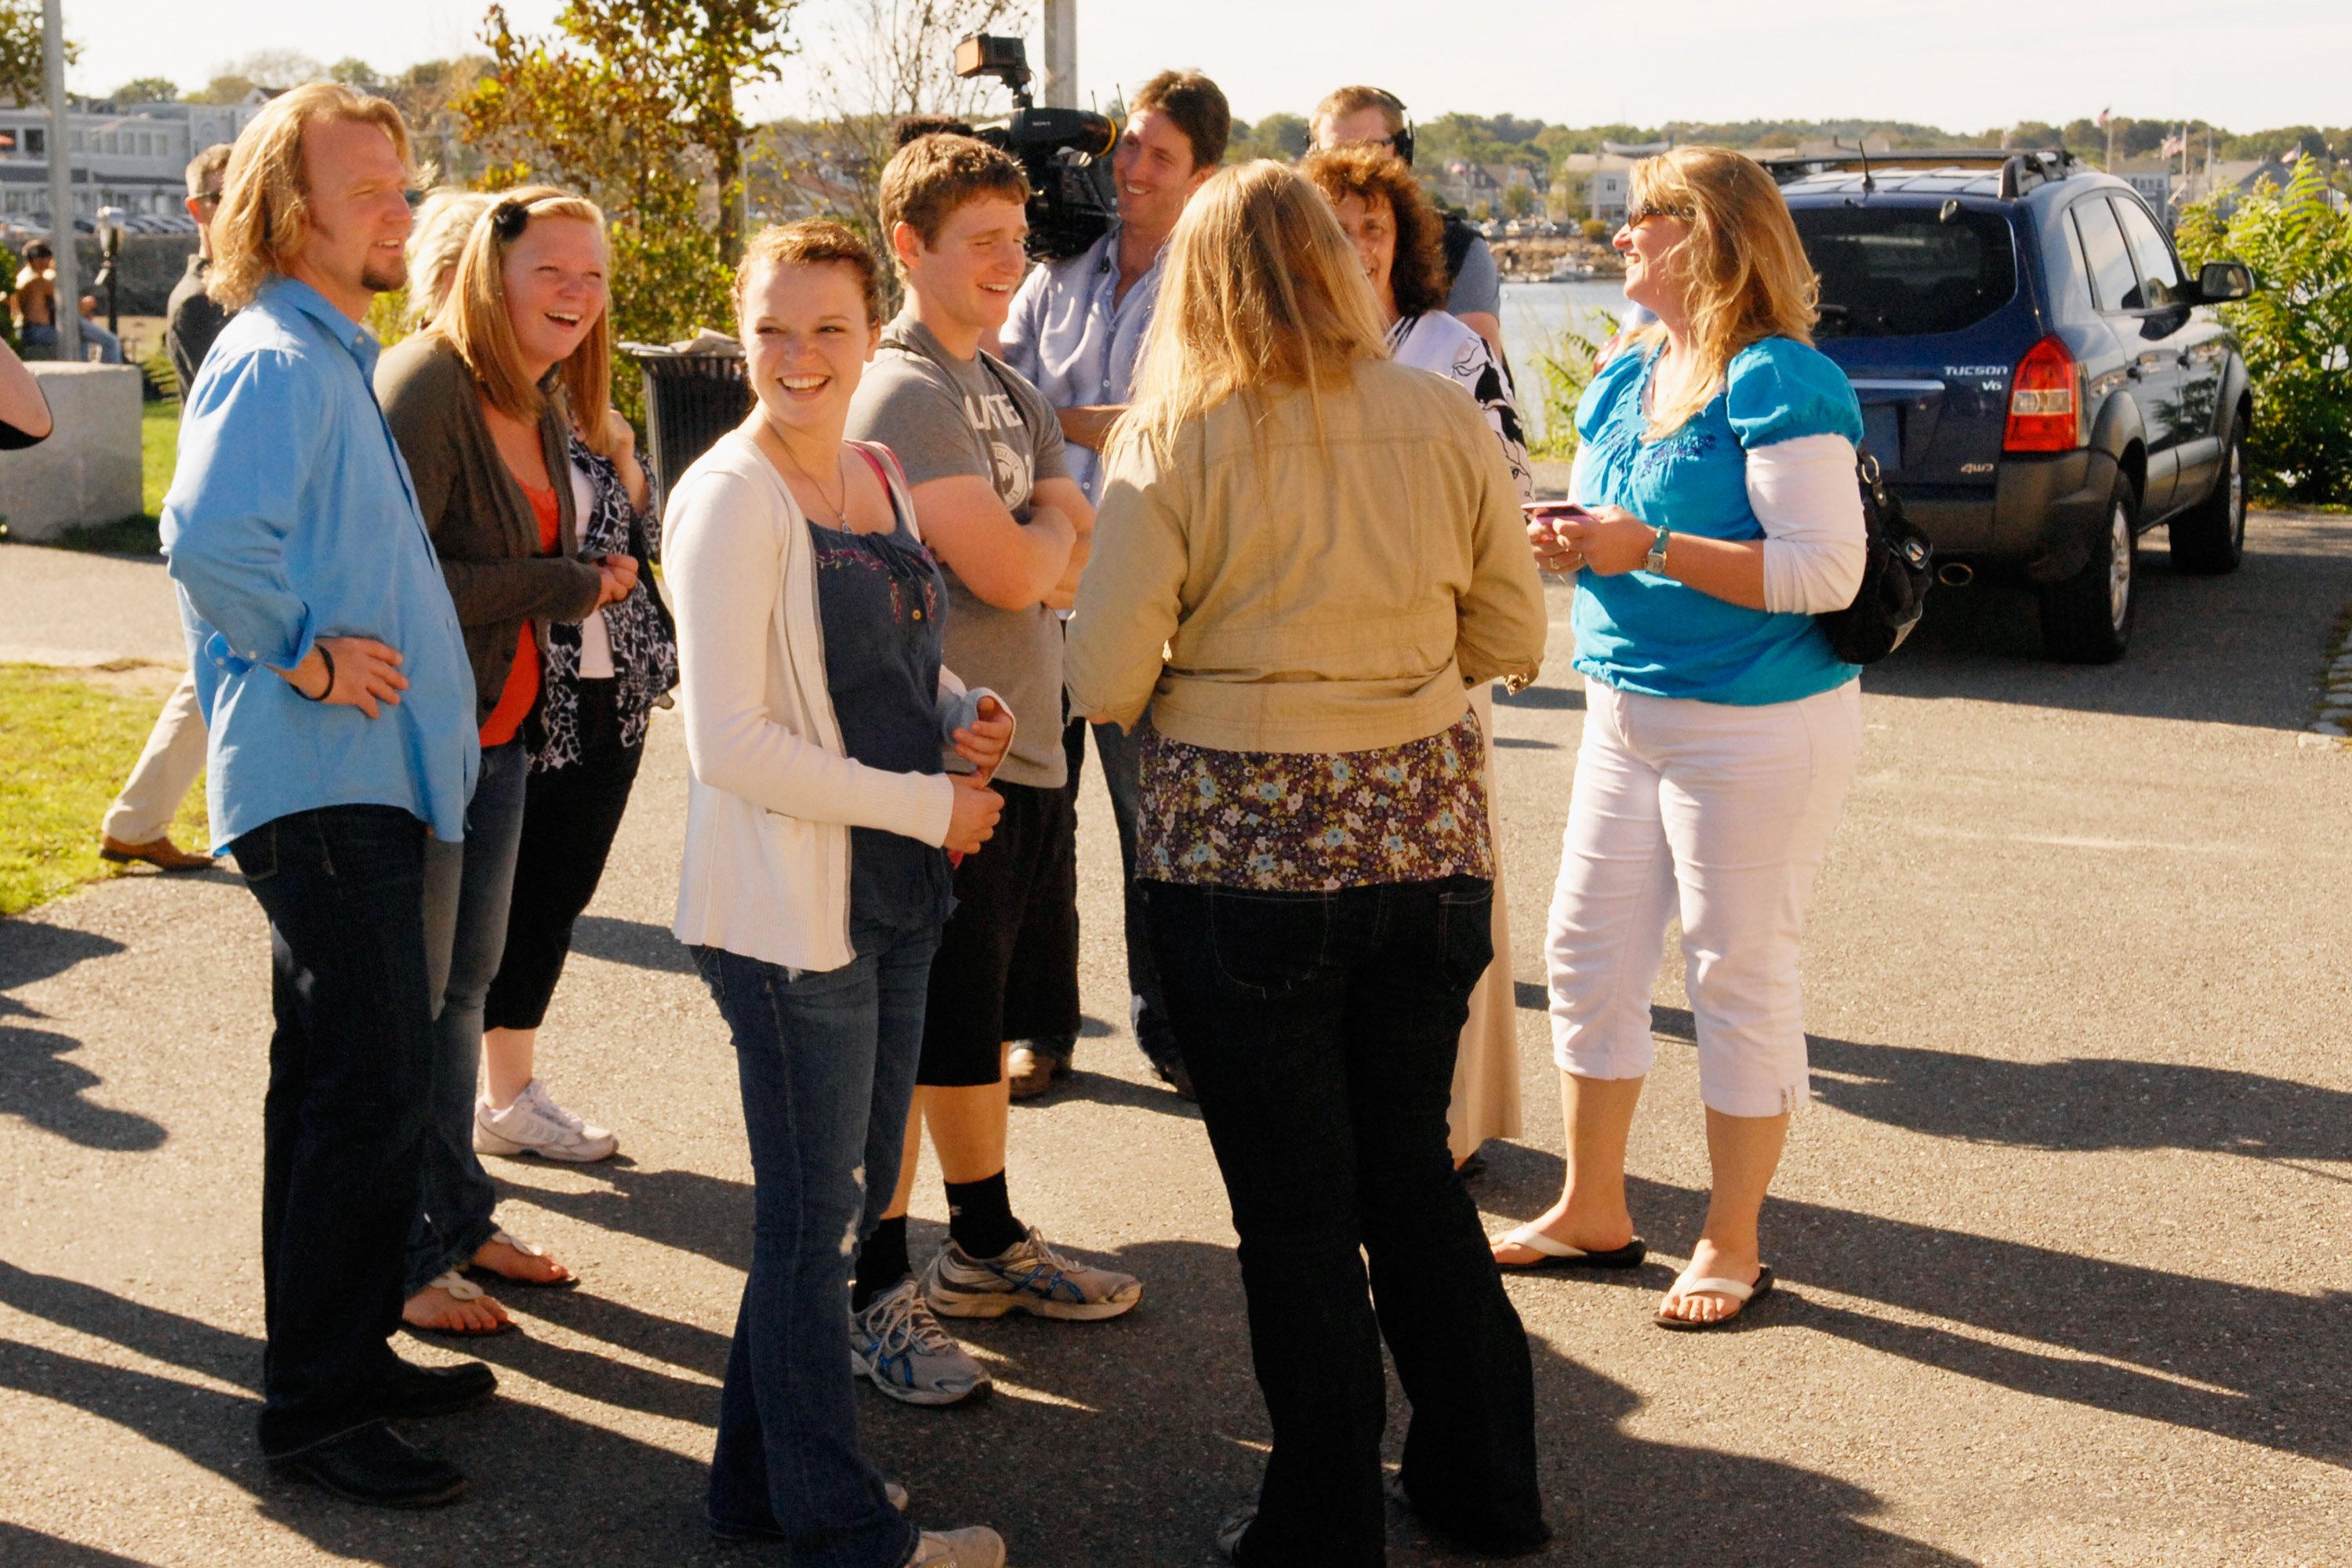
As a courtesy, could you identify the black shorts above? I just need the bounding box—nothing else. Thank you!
[919,779,1081,1086]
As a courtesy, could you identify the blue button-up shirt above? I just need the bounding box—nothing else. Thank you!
[162,277,477,851]
[998,224,1164,503]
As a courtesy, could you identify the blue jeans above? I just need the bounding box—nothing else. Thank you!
[1145,876,1548,1566]
[230,806,436,1458]
[693,920,937,1566]
[408,736,528,1296]
[1090,718,1176,1062]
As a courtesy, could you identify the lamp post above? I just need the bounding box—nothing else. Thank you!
[96,205,124,336]
[41,0,79,362]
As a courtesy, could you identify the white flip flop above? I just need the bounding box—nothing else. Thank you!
[1653,1264,1775,1330]
[1490,1224,1648,1272]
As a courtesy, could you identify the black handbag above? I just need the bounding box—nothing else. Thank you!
[1817,445,1933,664]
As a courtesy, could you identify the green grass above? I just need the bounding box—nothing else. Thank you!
[143,397,178,517]
[47,400,178,556]
[0,665,210,916]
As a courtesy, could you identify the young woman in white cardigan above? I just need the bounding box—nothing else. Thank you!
[664,220,1013,1568]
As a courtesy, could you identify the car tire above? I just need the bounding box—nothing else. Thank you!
[2168,426,2247,575]
[2040,477,2136,664]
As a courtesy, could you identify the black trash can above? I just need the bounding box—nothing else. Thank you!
[626,341,753,510]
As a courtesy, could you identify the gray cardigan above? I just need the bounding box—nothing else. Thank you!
[376,333,604,726]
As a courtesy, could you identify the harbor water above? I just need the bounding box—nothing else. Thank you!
[1499,278,1632,442]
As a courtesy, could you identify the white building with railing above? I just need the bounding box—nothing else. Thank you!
[0,97,265,227]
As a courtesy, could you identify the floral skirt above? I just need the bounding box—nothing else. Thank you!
[1138,711,1494,893]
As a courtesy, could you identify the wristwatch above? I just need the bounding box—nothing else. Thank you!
[1643,526,1672,575]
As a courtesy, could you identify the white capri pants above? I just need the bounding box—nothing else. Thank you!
[1545,678,1863,1117]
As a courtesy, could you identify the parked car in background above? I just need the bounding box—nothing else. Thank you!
[1773,149,2256,661]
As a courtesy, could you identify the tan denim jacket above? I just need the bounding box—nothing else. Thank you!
[1067,359,1547,754]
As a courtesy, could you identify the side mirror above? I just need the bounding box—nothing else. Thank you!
[2196,260,2255,303]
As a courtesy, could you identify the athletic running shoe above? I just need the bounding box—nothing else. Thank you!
[922,1225,1142,1322]
[909,1526,1005,1567]
[473,1080,619,1163]
[850,1277,991,1406]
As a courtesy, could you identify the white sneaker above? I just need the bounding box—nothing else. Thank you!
[909,1526,1004,1568]
[473,1080,619,1163]
[851,1277,992,1406]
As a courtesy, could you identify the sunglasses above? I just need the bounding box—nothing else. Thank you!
[1626,201,1693,227]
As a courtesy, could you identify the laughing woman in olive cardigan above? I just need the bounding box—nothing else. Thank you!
[378,187,636,1335]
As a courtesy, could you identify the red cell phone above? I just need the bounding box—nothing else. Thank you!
[1523,501,1592,523]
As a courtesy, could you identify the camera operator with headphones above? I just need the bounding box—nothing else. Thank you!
[991,69,1232,1104]
[1311,85,1507,367]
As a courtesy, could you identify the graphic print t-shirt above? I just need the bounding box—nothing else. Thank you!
[844,313,1073,789]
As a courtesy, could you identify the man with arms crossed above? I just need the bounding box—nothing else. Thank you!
[163,83,488,1506]
[843,133,1140,1410]
[993,68,1228,1102]
[97,142,238,874]
[1312,85,1507,363]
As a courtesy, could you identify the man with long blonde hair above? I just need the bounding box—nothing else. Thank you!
[162,81,488,1506]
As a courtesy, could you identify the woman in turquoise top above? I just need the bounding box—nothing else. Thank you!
[1490,147,1869,1330]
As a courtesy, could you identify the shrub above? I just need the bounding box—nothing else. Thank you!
[2175,157,2352,506]
[1524,306,1617,460]
[1580,217,1610,243]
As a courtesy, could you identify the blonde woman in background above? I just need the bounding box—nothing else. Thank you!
[1068,161,1550,1567]
[376,187,637,1334]
[405,188,493,328]
[1494,147,1867,1330]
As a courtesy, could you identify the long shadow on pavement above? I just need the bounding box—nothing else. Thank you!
[1482,1011,2352,1472]
[2,1245,1962,1566]
[0,924,165,1152]
[569,915,695,975]
[1865,521,2349,730]
[0,1523,158,1565]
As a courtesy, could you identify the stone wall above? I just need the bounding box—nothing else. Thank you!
[0,364,144,539]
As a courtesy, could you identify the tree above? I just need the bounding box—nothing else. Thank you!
[187,75,256,104]
[2176,156,2352,504]
[329,57,384,90]
[111,75,180,106]
[2,0,74,107]
[1501,180,1536,220]
[789,0,1033,260]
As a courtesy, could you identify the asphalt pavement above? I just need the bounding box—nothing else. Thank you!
[2,512,2348,1566]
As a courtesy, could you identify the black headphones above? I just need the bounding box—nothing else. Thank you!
[1374,89,1417,167]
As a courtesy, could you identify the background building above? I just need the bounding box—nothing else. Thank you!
[0,96,265,230]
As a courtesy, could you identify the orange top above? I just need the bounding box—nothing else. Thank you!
[479,481,563,747]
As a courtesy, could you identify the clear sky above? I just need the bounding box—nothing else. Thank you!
[69,0,2352,134]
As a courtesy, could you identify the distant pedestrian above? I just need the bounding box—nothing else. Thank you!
[377,187,630,1334]
[75,296,122,364]
[1301,143,1535,1176]
[1067,161,1552,1566]
[162,80,487,1508]
[1494,147,1868,1330]
[11,239,57,354]
[666,217,1011,1567]
[163,143,235,392]
[96,141,237,877]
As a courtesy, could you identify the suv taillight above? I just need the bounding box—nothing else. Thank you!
[2005,336,2079,452]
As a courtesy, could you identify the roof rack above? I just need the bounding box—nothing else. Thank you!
[1760,147,2079,197]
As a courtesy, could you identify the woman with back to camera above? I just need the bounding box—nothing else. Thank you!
[1490,147,1868,1330]
[378,187,634,1334]
[1301,143,1533,1181]
[665,219,1012,1568]
[1067,161,1551,1567]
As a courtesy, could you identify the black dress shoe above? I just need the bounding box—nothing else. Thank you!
[380,1356,497,1419]
[273,1421,467,1508]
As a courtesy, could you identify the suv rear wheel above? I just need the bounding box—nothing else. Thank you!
[2168,426,2247,575]
[2040,477,2137,663]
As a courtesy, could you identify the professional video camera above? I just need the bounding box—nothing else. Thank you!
[953,34,1118,260]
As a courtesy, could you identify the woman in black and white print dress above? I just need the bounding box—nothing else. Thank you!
[474,405,681,1164]
[1302,143,1537,1174]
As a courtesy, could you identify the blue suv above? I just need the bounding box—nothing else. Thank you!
[1773,150,2256,662]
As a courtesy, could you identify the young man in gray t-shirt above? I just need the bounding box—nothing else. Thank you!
[840,133,1138,1405]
